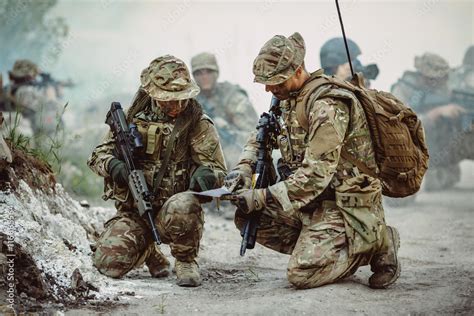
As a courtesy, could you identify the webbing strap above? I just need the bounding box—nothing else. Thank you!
[340,146,378,179]
[146,125,159,155]
[153,115,191,195]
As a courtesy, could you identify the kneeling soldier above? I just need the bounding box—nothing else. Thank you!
[88,55,226,287]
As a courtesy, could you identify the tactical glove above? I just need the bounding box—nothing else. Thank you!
[190,165,217,192]
[108,158,128,187]
[231,188,270,214]
[224,170,252,192]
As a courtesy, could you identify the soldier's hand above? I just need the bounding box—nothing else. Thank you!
[231,188,269,214]
[190,165,217,192]
[224,170,252,192]
[108,158,128,187]
[427,104,466,122]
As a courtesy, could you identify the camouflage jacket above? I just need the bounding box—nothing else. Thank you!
[196,81,258,133]
[2,84,63,135]
[87,100,227,208]
[390,71,451,114]
[234,74,378,213]
[449,66,474,92]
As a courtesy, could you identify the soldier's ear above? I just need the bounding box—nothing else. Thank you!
[294,66,304,79]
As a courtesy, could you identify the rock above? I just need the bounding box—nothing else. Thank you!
[79,200,90,208]
[0,233,49,300]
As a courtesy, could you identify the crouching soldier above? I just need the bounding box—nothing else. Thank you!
[87,55,226,287]
[227,33,400,289]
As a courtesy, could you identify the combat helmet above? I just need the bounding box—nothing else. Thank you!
[140,55,200,101]
[253,32,306,85]
[191,52,219,74]
[9,59,40,80]
[320,37,361,69]
[414,53,450,79]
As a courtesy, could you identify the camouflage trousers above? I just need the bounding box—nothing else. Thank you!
[93,192,203,278]
[235,200,386,289]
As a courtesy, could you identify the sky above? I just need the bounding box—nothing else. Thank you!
[43,0,474,114]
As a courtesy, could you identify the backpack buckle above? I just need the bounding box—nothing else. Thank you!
[397,172,408,181]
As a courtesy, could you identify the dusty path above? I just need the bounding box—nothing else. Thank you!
[67,162,474,315]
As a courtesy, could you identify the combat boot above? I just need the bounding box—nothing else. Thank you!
[146,247,170,278]
[175,260,201,287]
[369,226,401,289]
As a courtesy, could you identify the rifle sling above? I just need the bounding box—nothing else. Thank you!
[153,115,189,195]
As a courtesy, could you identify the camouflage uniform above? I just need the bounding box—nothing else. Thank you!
[87,55,226,281]
[230,33,397,289]
[391,53,462,190]
[449,45,474,92]
[191,52,259,168]
[1,60,63,141]
[448,46,474,175]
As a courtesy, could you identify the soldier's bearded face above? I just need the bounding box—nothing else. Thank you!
[193,69,217,91]
[158,99,189,117]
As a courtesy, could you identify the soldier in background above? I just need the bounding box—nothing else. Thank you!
[449,45,474,92]
[449,45,474,169]
[320,37,379,87]
[191,52,258,169]
[1,59,65,141]
[391,53,466,191]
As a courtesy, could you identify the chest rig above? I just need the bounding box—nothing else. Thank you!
[277,98,308,170]
[130,102,200,206]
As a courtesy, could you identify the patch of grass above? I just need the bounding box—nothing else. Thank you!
[5,103,67,173]
[153,294,167,314]
[245,267,261,282]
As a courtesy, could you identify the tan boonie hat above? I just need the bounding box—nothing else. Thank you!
[9,59,39,80]
[140,55,200,101]
[191,52,219,73]
[253,32,306,85]
[414,53,450,79]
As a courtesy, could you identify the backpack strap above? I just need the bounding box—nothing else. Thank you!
[340,147,377,178]
[296,71,360,132]
[295,72,379,178]
[295,73,332,131]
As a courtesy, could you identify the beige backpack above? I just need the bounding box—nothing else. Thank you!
[296,72,429,198]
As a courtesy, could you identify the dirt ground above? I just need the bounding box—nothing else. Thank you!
[61,162,474,315]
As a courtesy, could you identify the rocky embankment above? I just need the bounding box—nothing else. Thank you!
[0,146,120,314]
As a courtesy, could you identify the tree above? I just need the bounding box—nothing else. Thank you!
[0,0,68,72]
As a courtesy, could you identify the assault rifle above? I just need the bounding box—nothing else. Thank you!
[105,102,161,245]
[239,96,281,256]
